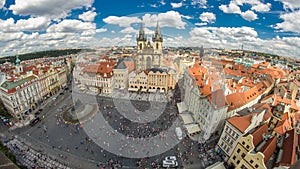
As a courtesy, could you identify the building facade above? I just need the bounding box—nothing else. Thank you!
[0,75,41,121]
[135,22,163,70]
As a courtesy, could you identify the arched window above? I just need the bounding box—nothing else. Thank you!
[139,43,142,50]
[156,43,159,49]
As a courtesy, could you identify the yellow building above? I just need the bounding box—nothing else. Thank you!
[128,71,148,92]
[147,68,177,93]
[228,123,277,169]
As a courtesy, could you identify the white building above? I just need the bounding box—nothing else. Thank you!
[128,71,148,92]
[77,61,117,94]
[189,87,228,142]
[216,111,265,160]
[0,75,41,121]
[113,60,129,90]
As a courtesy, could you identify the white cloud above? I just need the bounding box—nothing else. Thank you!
[142,11,187,29]
[199,12,216,23]
[0,0,5,9]
[275,0,300,10]
[9,0,94,20]
[195,22,208,26]
[120,27,138,34]
[160,0,166,6]
[232,0,260,6]
[171,2,183,8]
[219,2,258,21]
[219,3,241,14]
[79,10,97,22]
[103,16,141,27]
[188,26,300,58]
[46,19,96,33]
[0,17,50,32]
[16,17,50,32]
[275,10,300,33]
[191,0,207,8]
[251,3,271,12]
[241,10,258,21]
[120,26,154,35]
[181,15,193,19]
[150,4,158,8]
[0,32,24,42]
[0,18,15,32]
[96,28,107,33]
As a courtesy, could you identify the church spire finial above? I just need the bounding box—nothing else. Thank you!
[15,55,21,65]
[137,22,146,42]
[155,20,161,36]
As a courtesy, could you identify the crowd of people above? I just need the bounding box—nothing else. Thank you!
[5,138,70,168]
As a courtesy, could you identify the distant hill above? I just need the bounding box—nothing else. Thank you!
[0,49,84,64]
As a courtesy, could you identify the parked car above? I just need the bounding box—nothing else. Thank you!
[175,127,183,140]
[165,156,177,161]
[162,160,178,168]
[30,117,40,126]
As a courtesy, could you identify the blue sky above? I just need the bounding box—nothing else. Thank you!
[0,0,300,58]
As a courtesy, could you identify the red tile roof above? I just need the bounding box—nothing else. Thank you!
[274,129,297,167]
[82,61,117,78]
[252,103,273,121]
[259,136,277,163]
[252,123,268,147]
[228,113,259,133]
[124,61,135,73]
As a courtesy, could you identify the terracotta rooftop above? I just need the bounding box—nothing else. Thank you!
[259,136,277,163]
[274,129,297,167]
[252,103,273,121]
[228,113,259,133]
[252,123,268,147]
[273,117,292,136]
[207,89,228,109]
[82,61,116,78]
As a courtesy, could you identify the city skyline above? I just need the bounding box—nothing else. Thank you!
[0,0,300,58]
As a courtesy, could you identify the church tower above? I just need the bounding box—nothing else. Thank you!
[14,55,23,74]
[152,21,163,54]
[136,23,146,53]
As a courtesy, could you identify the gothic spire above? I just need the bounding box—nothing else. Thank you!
[155,21,161,36]
[152,21,163,42]
[137,22,146,42]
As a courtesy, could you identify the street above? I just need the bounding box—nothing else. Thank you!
[1,83,222,169]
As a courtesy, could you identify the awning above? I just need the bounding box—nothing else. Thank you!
[160,89,164,93]
[141,88,147,92]
[148,88,157,93]
[128,88,139,92]
[180,114,194,125]
[177,102,188,113]
[185,124,201,135]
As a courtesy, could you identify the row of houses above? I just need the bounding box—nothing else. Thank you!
[0,56,70,122]
[180,57,300,168]
[73,58,178,94]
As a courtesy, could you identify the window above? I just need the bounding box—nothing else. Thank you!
[250,160,253,164]
[233,156,236,160]
[237,160,240,164]
[242,141,245,145]
[237,148,241,153]
[241,164,247,169]
[246,145,250,149]
[242,153,245,158]
[255,164,259,168]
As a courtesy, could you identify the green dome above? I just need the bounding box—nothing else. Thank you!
[15,55,21,65]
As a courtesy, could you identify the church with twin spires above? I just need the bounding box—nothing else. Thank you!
[135,22,163,70]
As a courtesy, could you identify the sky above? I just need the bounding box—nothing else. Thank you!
[0,0,300,58]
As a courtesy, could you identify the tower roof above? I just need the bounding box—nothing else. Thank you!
[15,55,21,65]
[137,22,146,42]
[152,21,163,42]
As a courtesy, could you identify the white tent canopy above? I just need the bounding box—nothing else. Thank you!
[177,102,188,113]
[179,113,194,125]
[185,124,201,135]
